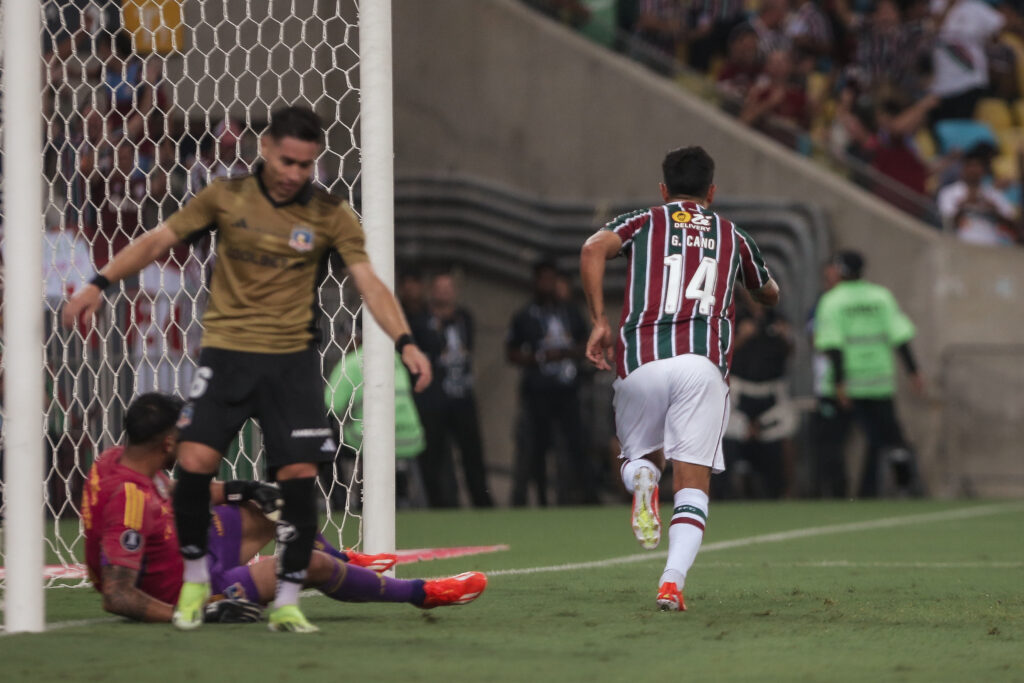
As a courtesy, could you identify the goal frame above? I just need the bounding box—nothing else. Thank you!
[1,1,397,634]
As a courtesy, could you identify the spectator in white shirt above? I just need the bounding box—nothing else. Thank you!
[929,0,1005,126]
[937,146,1022,246]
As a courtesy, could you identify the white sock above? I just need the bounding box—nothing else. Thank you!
[660,488,709,588]
[183,557,210,584]
[621,459,660,494]
[273,580,302,609]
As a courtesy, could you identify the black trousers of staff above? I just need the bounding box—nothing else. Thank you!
[417,395,493,508]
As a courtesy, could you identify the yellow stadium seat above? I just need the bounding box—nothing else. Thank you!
[806,72,829,104]
[996,129,1024,155]
[992,154,1020,182]
[974,98,1014,131]
[913,129,936,161]
[1014,99,1024,129]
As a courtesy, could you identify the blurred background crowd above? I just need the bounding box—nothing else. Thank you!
[2,0,998,518]
[529,0,1024,247]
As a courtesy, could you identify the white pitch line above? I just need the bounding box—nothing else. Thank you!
[487,502,1024,577]
[21,502,1024,635]
[699,561,1024,569]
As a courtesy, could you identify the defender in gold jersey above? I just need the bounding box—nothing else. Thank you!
[64,106,432,633]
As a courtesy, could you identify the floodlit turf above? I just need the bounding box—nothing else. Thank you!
[2,500,1023,682]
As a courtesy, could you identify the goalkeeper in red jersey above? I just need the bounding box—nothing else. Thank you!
[82,393,486,623]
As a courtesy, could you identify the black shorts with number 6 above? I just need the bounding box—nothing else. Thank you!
[178,347,336,472]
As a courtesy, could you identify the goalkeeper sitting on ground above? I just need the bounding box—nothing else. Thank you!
[82,393,486,623]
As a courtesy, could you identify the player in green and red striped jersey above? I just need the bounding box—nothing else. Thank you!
[580,146,779,611]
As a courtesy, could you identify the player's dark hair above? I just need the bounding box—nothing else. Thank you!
[265,105,325,145]
[125,393,184,446]
[834,250,865,280]
[662,146,715,198]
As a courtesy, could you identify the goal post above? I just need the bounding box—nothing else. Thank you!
[2,0,47,635]
[358,1,398,557]
[0,0,396,632]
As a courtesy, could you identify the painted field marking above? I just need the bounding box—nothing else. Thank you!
[0,544,511,582]
[699,560,1024,570]
[18,502,1024,634]
[1,544,509,634]
[486,502,1024,577]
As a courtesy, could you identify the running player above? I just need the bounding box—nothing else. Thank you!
[83,393,486,623]
[64,105,433,632]
[580,146,779,611]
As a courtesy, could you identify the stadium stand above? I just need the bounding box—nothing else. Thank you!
[527,0,1024,247]
[18,0,1024,507]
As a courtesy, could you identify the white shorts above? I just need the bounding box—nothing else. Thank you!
[612,354,730,473]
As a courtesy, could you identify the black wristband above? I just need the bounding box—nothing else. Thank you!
[89,274,111,291]
[395,333,415,353]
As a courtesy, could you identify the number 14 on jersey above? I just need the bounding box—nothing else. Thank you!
[663,255,717,316]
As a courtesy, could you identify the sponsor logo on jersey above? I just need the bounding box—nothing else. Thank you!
[671,210,692,225]
[120,528,142,552]
[289,225,315,252]
[225,245,289,269]
[291,428,332,438]
[176,404,194,429]
[671,209,712,231]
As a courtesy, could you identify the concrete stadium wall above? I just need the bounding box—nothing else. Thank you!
[166,0,1023,498]
[391,0,1024,497]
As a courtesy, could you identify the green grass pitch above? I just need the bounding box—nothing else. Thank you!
[2,500,1023,682]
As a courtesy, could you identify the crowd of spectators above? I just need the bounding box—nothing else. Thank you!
[12,2,969,514]
[529,0,1024,247]
[31,4,263,514]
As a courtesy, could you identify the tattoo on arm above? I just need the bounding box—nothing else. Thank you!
[102,565,174,622]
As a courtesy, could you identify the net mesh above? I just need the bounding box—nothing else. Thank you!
[1,0,368,587]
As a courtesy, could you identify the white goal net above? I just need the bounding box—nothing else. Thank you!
[0,0,378,589]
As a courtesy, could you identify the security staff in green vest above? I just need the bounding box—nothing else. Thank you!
[813,251,924,498]
[324,330,426,508]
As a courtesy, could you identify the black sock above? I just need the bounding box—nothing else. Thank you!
[276,477,319,584]
[173,469,214,560]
